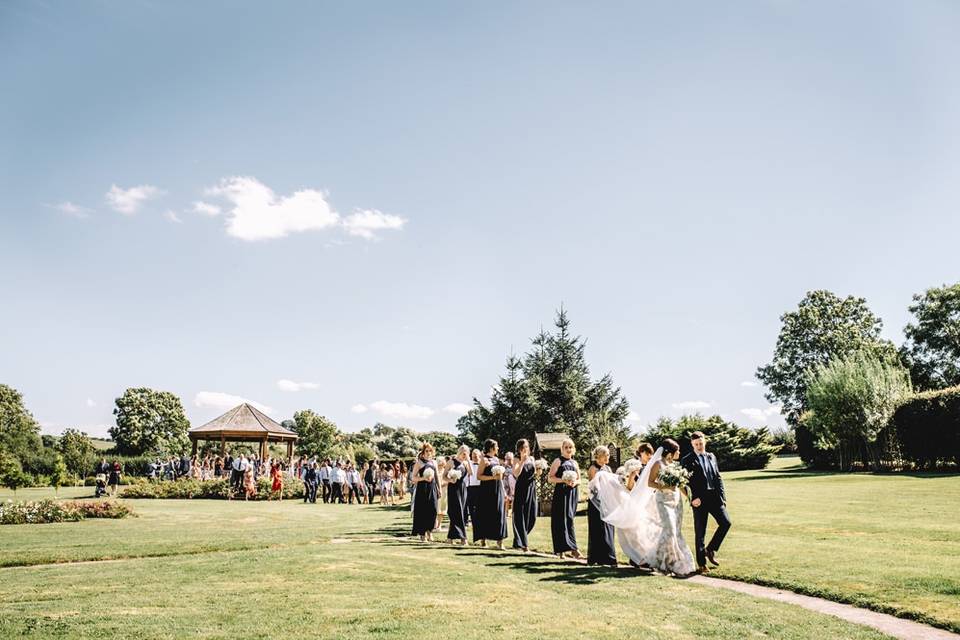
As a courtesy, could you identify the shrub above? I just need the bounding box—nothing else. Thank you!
[0,499,135,525]
[892,385,960,469]
[121,476,304,500]
[642,414,781,470]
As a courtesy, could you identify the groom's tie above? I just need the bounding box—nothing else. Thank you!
[700,454,715,490]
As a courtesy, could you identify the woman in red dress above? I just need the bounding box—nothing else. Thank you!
[270,464,284,501]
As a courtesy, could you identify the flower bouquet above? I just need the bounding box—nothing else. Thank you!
[422,468,435,482]
[446,468,462,482]
[623,458,643,476]
[534,458,549,473]
[657,462,691,489]
[561,469,578,485]
[490,465,506,478]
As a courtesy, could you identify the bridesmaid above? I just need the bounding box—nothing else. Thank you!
[549,438,583,559]
[476,439,507,550]
[446,444,471,545]
[411,443,439,541]
[511,438,538,552]
[587,445,617,566]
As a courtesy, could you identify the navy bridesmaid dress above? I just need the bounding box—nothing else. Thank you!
[587,462,617,565]
[411,458,438,536]
[511,458,537,549]
[551,456,579,553]
[446,458,468,541]
[478,455,507,541]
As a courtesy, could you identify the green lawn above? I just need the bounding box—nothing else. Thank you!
[0,461,956,638]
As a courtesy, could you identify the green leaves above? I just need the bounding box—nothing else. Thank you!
[901,282,960,391]
[110,388,190,456]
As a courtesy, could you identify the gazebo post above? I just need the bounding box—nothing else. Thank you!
[260,436,267,460]
[220,434,225,456]
[286,440,293,464]
[191,438,198,457]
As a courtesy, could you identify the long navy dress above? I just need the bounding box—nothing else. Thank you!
[478,455,507,541]
[551,456,579,553]
[446,458,468,541]
[587,462,617,565]
[512,458,537,549]
[411,458,438,536]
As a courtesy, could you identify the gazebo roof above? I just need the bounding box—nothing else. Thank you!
[189,403,298,441]
[534,432,570,451]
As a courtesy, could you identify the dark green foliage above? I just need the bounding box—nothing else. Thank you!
[641,414,780,470]
[901,282,960,391]
[892,386,960,469]
[0,384,46,476]
[0,450,31,493]
[110,388,190,455]
[291,410,339,456]
[420,430,458,456]
[458,308,632,462]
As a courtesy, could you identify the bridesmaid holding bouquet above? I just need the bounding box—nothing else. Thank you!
[549,438,583,559]
[476,438,507,549]
[511,438,538,551]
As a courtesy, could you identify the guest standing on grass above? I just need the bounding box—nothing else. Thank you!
[397,461,407,501]
[319,459,332,504]
[243,464,257,500]
[364,461,376,504]
[511,438,537,551]
[467,449,482,539]
[330,462,346,504]
[271,463,284,501]
[303,463,318,504]
[476,439,507,550]
[108,461,122,496]
[445,445,470,544]
[380,463,395,505]
[549,438,583,559]
[501,451,516,516]
[587,446,617,566]
[412,443,439,541]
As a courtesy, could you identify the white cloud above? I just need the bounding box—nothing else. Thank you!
[194,391,272,415]
[52,201,92,218]
[276,379,320,392]
[740,381,759,387]
[369,400,435,420]
[351,404,369,414]
[192,201,221,216]
[740,404,783,423]
[205,176,340,241]
[442,403,472,416]
[163,210,183,223]
[672,400,711,411]
[342,208,406,239]
[85,398,96,408]
[105,184,162,214]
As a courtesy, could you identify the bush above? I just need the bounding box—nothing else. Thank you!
[0,499,134,525]
[642,414,781,470]
[892,385,960,469]
[121,476,305,500]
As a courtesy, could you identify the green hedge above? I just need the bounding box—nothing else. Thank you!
[892,385,960,469]
[121,476,304,500]
[642,414,781,470]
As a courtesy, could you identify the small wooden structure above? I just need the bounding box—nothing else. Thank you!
[533,432,570,458]
[188,403,298,460]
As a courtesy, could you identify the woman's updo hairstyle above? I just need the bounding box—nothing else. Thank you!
[515,438,530,453]
[661,438,680,456]
[483,438,498,454]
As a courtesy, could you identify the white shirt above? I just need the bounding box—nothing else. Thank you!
[331,468,345,483]
[318,466,330,481]
[466,462,480,487]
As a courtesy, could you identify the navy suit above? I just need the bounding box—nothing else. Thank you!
[681,451,732,568]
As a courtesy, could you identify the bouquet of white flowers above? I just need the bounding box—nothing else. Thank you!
[490,465,506,478]
[614,466,629,485]
[446,469,462,482]
[534,458,549,472]
[657,462,691,489]
[561,469,578,485]
[623,458,643,476]
[422,468,435,482]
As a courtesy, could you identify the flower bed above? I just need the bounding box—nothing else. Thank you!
[0,499,135,525]
[120,476,304,500]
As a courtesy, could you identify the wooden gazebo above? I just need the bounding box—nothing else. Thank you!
[533,432,570,458]
[188,403,298,460]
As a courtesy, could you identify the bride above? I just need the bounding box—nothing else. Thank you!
[589,438,696,576]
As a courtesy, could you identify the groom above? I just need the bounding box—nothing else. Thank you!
[682,431,732,573]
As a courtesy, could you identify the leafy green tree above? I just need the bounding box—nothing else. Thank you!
[804,352,912,470]
[58,428,96,477]
[50,454,70,493]
[291,410,340,456]
[0,384,43,468]
[756,290,896,467]
[0,451,30,495]
[420,430,458,456]
[369,424,422,459]
[642,414,781,470]
[901,282,960,391]
[110,388,190,455]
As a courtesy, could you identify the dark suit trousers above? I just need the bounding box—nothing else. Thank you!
[321,480,331,503]
[330,482,345,504]
[692,489,731,567]
[304,480,318,503]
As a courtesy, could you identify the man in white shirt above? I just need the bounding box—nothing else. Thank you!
[318,459,331,504]
[330,461,346,504]
[231,454,243,491]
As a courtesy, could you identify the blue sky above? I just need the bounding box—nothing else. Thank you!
[2,1,958,438]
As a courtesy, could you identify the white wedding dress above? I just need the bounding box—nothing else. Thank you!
[589,448,696,576]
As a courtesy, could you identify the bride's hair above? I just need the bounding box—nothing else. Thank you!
[661,438,680,456]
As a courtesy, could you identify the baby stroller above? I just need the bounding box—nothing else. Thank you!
[94,473,107,498]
